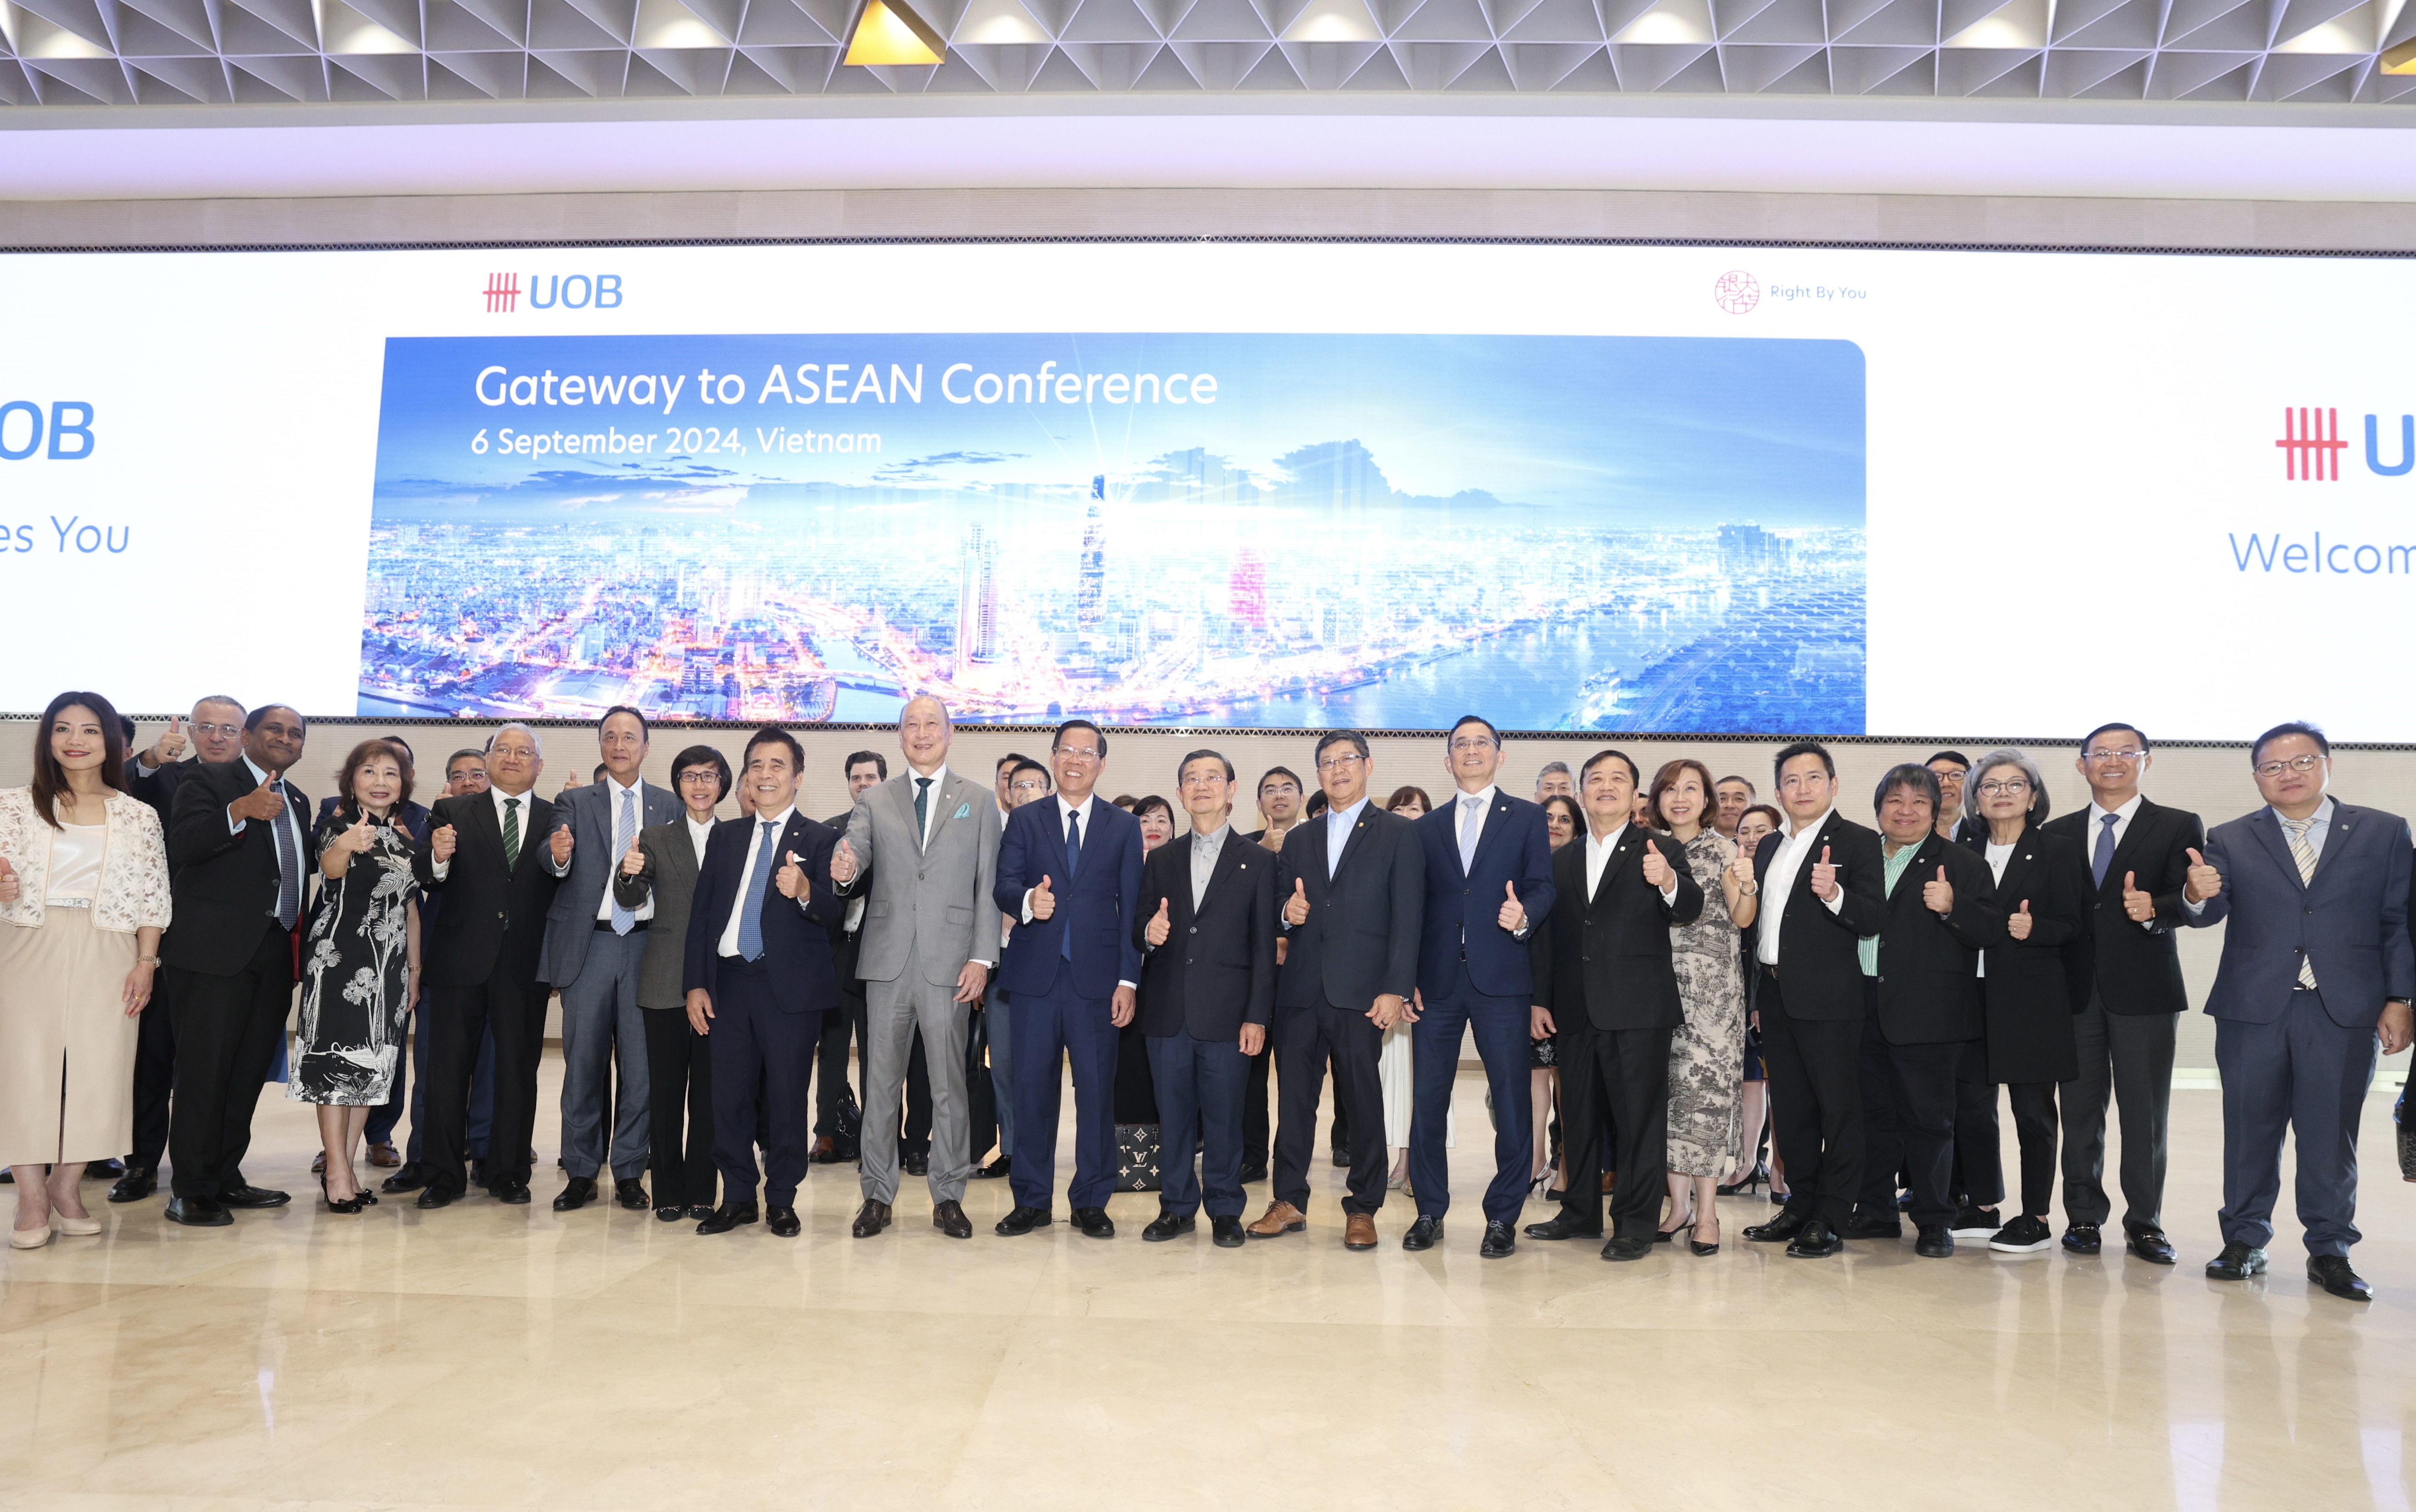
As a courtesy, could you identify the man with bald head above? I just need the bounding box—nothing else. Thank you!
[829,696,1001,1240]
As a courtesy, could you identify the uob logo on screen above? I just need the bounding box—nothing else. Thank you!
[484,272,624,313]
[0,400,95,461]
[2274,406,2416,480]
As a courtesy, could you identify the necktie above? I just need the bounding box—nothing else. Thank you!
[2092,812,2118,889]
[2281,816,2320,988]
[1061,807,1082,961]
[914,776,934,847]
[502,797,521,872]
[269,781,300,931]
[737,819,779,962]
[1458,794,1483,874]
[610,786,636,935]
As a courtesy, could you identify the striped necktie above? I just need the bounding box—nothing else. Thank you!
[501,797,521,872]
[2281,816,2320,988]
[610,786,636,934]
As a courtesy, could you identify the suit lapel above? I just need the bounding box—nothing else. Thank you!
[464,794,506,875]
[1330,808,1376,883]
[2247,810,2304,893]
[1198,830,1248,914]
[2100,800,2158,900]
[1587,828,1641,914]
[1463,793,1515,879]
[1994,830,2036,903]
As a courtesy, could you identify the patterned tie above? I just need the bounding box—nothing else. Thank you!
[269,781,300,931]
[914,776,934,848]
[2092,812,2118,889]
[2282,816,2320,988]
[1458,794,1484,874]
[1061,807,1082,961]
[610,786,636,935]
[737,819,779,962]
[501,797,521,872]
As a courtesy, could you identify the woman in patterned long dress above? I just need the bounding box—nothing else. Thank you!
[1530,794,1583,1195]
[292,739,421,1212]
[1647,759,1759,1255]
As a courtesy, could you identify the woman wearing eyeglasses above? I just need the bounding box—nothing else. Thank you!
[1529,793,1583,1196]
[1958,748,2086,1253]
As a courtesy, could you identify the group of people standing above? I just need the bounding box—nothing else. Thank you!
[0,696,2405,1301]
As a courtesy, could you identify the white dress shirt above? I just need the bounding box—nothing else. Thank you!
[1450,784,1497,861]
[1583,822,1681,904]
[718,805,797,957]
[593,776,655,922]
[1325,794,1371,876]
[685,814,714,870]
[227,753,309,919]
[2083,793,2145,866]
[906,764,951,849]
[1757,808,1846,965]
[1978,838,2017,979]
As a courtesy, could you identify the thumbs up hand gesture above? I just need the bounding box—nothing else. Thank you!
[1497,879,1528,933]
[231,769,286,825]
[431,824,458,863]
[1145,896,1172,947]
[1728,842,1759,889]
[549,823,575,866]
[2121,869,2155,923]
[0,856,17,905]
[1283,878,1310,927]
[1809,844,1839,902]
[776,850,808,900]
[1030,874,1056,920]
[1922,864,1953,915]
[620,838,647,878]
[339,813,378,855]
[830,836,859,885]
[150,714,187,766]
[1640,837,1673,890]
[2007,899,2033,940]
[2184,846,2223,905]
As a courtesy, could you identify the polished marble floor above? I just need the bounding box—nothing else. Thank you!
[3,1061,2412,1512]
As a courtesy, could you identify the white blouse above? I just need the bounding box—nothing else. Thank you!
[45,822,106,902]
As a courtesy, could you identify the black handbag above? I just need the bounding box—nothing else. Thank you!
[831,1083,861,1163]
[1114,1123,1162,1192]
[965,1008,999,1163]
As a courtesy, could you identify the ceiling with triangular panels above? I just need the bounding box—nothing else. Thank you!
[1,0,2410,102]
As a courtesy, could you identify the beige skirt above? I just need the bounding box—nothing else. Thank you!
[0,906,141,1167]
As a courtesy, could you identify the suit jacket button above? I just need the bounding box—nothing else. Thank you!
[1188,926,1197,934]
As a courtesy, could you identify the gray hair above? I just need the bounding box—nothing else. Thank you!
[901,694,952,728]
[1970,747,2052,824]
[487,722,543,756]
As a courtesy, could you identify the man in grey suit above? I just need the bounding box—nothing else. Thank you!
[2185,721,2416,1301]
[829,695,1001,1240]
[537,706,680,1213]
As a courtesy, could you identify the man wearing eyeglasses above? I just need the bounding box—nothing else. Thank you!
[2039,723,2205,1264]
[2183,722,2413,1301]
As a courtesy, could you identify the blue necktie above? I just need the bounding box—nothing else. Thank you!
[270,781,300,931]
[2092,812,2118,889]
[610,786,637,934]
[1060,807,1081,961]
[736,819,778,962]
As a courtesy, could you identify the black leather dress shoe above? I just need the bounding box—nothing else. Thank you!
[933,1199,973,1239]
[1600,1234,1652,1262]
[1914,1225,1955,1258]
[852,1199,892,1238]
[2126,1226,2178,1266]
[220,1185,290,1209]
[766,1206,802,1238]
[380,1163,429,1195]
[686,1204,713,1222]
[1330,1147,1351,1168]
[972,1157,1011,1180]
[1142,1210,1195,1242]
[2205,1240,2268,1280]
[492,1180,532,1206]
[1744,1208,1812,1243]
[901,1151,930,1178]
[696,1202,759,1235]
[614,1178,649,1211]
[2063,1222,2103,1254]
[2308,1254,2374,1301]
[655,1206,684,1223]
[996,1204,1052,1236]
[1211,1214,1246,1248]
[1842,1211,1903,1241]
[108,1167,157,1204]
[1239,1161,1269,1184]
[1522,1212,1602,1241]
[1401,1215,1443,1251]
[1786,1220,1844,1258]
[414,1187,457,1209]
[1073,1206,1115,1239]
[1479,1221,1516,1259]
[87,1158,125,1178]
[163,1195,232,1227]
[553,1177,598,1212]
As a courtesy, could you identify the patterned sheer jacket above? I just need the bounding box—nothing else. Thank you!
[0,787,174,934]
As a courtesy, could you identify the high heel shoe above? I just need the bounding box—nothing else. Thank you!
[1690,1230,1721,1257]
[321,1173,370,1215]
[1716,1163,1768,1197]
[1655,1220,1695,1244]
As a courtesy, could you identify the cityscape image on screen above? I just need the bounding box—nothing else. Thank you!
[359,332,1866,731]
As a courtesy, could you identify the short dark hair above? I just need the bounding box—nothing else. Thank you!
[1258,765,1302,796]
[1132,794,1175,827]
[1580,748,1640,785]
[600,705,650,739]
[1874,762,1941,815]
[1052,719,1108,757]
[1648,758,1717,829]
[1304,789,1330,817]
[743,725,804,772]
[380,733,415,763]
[592,763,609,781]
[446,748,485,775]
[1178,748,1236,784]
[2251,721,2330,766]
[1313,731,1370,764]
[844,749,888,780]
[1448,714,1500,747]
[1924,750,1973,772]
[1772,740,1835,782]
[118,714,137,745]
[1715,775,1754,795]
[671,743,732,802]
[2079,722,2147,755]
[1539,793,1584,834]
[244,703,303,733]
[1384,785,1435,814]
[996,753,1029,773]
[1009,758,1051,788]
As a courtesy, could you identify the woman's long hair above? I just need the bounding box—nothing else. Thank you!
[31,690,127,830]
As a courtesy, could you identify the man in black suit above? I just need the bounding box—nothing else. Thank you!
[684,726,843,1237]
[970,755,1052,1179]
[1850,764,2003,1258]
[1740,741,1888,1259]
[158,704,312,1227]
[411,722,573,1208]
[1135,748,1276,1247]
[1247,732,1423,1252]
[1523,749,1702,1260]
[2038,722,2204,1264]
[109,697,248,1205]
[1236,764,1305,1183]
[813,749,887,1165]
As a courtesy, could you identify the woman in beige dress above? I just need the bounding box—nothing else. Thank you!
[0,692,171,1248]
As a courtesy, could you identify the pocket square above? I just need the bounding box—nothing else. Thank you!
[953,802,971,819]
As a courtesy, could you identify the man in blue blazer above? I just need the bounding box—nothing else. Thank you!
[1406,715,1556,1258]
[681,726,843,1239]
[2185,722,2416,1300]
[991,719,1146,1239]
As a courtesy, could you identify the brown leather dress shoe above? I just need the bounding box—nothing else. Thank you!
[1344,1212,1379,1251]
[368,1144,402,1168]
[1246,1200,1306,1239]
[851,1199,893,1238]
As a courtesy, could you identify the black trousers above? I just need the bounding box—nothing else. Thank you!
[425,973,551,1196]
[1757,968,1864,1229]
[1949,1041,2003,1207]
[1243,1040,1271,1167]
[1554,1017,1673,1237]
[709,959,818,1208]
[163,921,293,1202]
[2060,994,2175,1232]
[124,971,178,1172]
[642,1004,716,1210]
[1858,1015,1966,1230]
[1272,999,1386,1215]
[2004,1082,2059,1218]
[812,990,860,1135]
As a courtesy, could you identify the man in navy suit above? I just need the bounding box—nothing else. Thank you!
[992,719,1146,1239]
[2184,721,2415,1301]
[1405,715,1556,1258]
[682,725,843,1238]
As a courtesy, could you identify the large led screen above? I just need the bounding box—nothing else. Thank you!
[3,242,2405,737]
